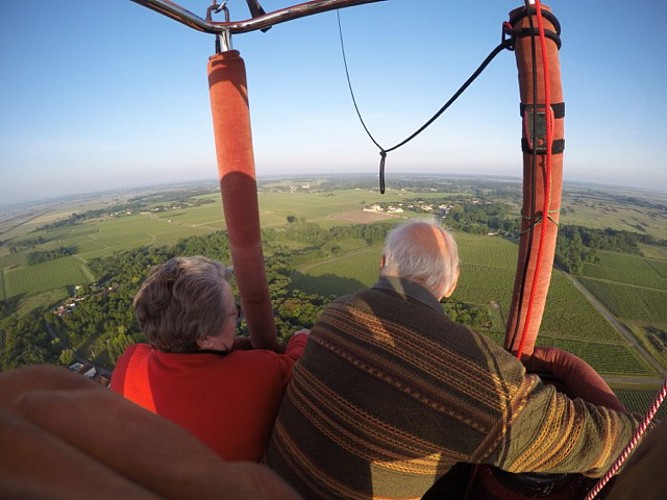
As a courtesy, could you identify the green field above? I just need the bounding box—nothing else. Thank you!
[646,258,667,280]
[541,273,622,343]
[453,233,518,311]
[2,181,666,382]
[616,390,667,420]
[537,337,654,376]
[580,279,667,324]
[4,256,91,298]
[294,233,520,309]
[295,231,652,375]
[583,251,666,290]
[560,198,667,240]
[293,247,382,297]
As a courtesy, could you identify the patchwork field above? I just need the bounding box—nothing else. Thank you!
[560,193,667,240]
[295,231,657,376]
[2,181,665,383]
[580,279,667,325]
[583,251,666,290]
[4,256,89,298]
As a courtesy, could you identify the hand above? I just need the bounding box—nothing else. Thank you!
[522,346,626,412]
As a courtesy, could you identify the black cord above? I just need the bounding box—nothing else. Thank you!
[337,10,512,190]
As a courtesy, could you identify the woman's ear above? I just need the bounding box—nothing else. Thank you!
[196,336,212,350]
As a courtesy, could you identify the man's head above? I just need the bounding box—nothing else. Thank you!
[134,256,237,353]
[380,220,460,300]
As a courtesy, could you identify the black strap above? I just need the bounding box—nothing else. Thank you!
[521,138,565,154]
[509,6,562,35]
[505,6,562,50]
[521,102,565,119]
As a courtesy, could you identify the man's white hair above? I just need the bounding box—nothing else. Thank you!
[381,219,460,297]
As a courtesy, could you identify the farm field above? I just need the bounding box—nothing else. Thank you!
[580,279,667,325]
[578,245,667,373]
[296,231,656,376]
[0,186,426,307]
[293,246,382,297]
[2,179,666,385]
[582,251,667,290]
[639,244,667,261]
[616,390,667,420]
[4,256,89,299]
[560,190,667,240]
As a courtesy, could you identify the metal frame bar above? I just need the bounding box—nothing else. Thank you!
[130,0,385,34]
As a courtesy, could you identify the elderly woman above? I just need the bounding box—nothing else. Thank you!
[110,256,308,462]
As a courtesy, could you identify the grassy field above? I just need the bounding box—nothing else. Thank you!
[560,193,667,240]
[0,189,388,305]
[3,182,666,381]
[583,251,666,290]
[295,231,654,376]
[616,390,667,420]
[540,273,623,343]
[538,337,654,376]
[293,246,382,297]
[646,258,667,280]
[580,279,667,324]
[4,256,90,298]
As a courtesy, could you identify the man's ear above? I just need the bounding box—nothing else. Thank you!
[380,255,387,269]
[446,268,461,298]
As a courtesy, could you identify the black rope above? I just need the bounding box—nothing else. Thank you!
[336,10,512,192]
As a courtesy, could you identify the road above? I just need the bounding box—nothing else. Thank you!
[567,275,667,379]
[44,322,112,377]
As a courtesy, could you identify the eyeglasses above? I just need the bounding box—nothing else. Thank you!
[224,302,242,328]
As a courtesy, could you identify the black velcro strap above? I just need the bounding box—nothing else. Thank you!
[509,6,561,35]
[511,28,561,49]
[521,102,565,119]
[521,138,565,154]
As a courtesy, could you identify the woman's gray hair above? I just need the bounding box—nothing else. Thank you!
[381,220,460,296]
[133,256,233,353]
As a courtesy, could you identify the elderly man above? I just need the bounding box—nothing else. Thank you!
[265,220,640,499]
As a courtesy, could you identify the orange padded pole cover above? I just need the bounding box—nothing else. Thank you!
[208,50,279,352]
[505,4,564,356]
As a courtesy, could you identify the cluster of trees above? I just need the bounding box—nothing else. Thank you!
[555,225,667,275]
[443,301,493,331]
[446,201,519,236]
[34,202,146,231]
[26,246,77,265]
[278,221,393,247]
[0,310,61,370]
[7,236,49,253]
[646,327,667,354]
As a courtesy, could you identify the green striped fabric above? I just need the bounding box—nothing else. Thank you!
[266,286,640,499]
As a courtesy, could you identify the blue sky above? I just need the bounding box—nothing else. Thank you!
[1,1,665,206]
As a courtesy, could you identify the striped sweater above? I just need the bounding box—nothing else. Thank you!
[265,278,640,499]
